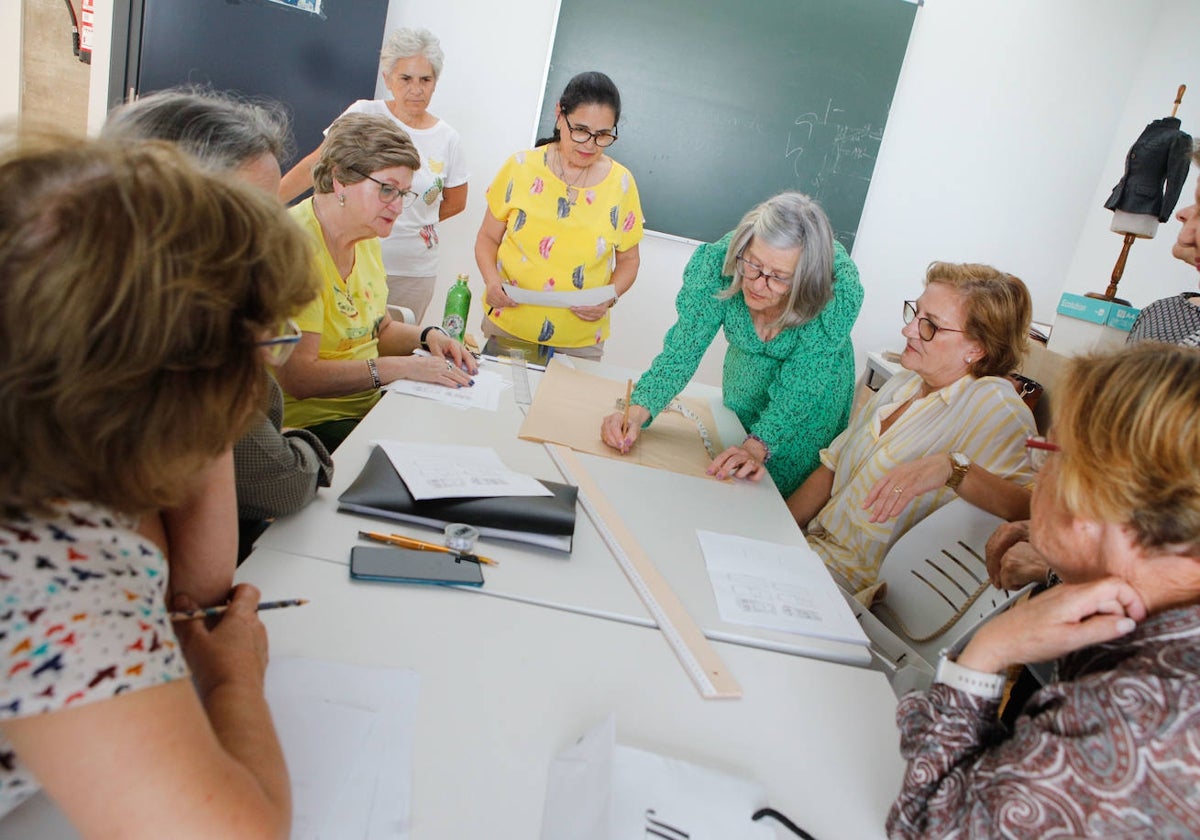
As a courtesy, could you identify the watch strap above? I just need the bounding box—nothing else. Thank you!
[935,654,1005,700]
[420,325,447,352]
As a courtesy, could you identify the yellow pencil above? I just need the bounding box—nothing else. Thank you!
[621,378,633,436]
[357,530,499,566]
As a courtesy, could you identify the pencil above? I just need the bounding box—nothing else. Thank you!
[622,376,634,438]
[357,530,499,566]
[169,598,309,622]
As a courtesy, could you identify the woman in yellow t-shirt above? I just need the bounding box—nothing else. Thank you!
[475,71,644,359]
[277,113,476,453]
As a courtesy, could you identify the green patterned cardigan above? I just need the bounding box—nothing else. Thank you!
[631,233,863,496]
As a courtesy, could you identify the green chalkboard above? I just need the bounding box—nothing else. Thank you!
[539,0,918,249]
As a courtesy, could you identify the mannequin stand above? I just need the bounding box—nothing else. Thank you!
[1086,232,1134,306]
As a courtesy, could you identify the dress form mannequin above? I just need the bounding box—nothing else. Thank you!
[1091,86,1192,304]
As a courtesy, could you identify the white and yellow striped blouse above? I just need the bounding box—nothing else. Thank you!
[807,370,1036,592]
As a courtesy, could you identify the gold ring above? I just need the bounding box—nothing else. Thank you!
[892,486,903,495]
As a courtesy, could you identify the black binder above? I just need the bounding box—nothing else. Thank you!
[338,446,578,552]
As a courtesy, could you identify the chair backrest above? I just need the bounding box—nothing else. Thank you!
[387,304,417,325]
[870,497,1033,665]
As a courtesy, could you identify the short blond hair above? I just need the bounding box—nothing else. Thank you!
[0,135,319,516]
[1051,343,1200,555]
[311,113,420,194]
[925,262,1031,377]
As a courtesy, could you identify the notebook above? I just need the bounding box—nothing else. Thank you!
[338,446,578,552]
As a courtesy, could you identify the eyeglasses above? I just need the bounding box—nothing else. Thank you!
[257,319,301,365]
[1025,436,1061,471]
[352,170,417,209]
[903,300,966,342]
[561,113,618,147]
[736,253,793,293]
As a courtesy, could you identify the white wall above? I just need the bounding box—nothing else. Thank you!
[849,0,1169,360]
[88,0,1199,382]
[1060,0,1199,309]
[1,3,23,124]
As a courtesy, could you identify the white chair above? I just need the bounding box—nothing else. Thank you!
[387,304,417,325]
[863,498,1034,690]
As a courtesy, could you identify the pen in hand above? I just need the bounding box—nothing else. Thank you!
[170,598,309,622]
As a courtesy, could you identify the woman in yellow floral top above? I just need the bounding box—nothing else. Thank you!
[475,71,643,358]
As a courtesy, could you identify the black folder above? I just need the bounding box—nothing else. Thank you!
[338,446,578,552]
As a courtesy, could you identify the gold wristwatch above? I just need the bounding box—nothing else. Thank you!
[946,452,971,491]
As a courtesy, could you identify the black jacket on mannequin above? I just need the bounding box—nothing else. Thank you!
[1104,117,1193,222]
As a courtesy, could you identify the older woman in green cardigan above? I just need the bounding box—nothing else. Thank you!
[600,192,862,496]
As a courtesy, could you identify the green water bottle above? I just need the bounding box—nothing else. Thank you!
[441,273,471,342]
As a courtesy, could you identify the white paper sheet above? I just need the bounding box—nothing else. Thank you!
[375,441,553,500]
[384,368,506,412]
[541,715,775,840]
[264,656,420,840]
[697,530,869,646]
[506,285,616,307]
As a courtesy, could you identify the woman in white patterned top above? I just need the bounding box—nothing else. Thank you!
[0,136,317,834]
[280,27,469,321]
[788,262,1037,593]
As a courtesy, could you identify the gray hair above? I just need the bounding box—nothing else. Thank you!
[102,87,291,172]
[380,28,445,79]
[719,192,835,328]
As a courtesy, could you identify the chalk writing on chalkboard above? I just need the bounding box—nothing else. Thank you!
[541,0,917,247]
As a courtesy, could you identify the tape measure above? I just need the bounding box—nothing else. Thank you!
[547,444,742,700]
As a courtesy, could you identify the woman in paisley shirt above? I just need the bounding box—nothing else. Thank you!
[0,136,317,833]
[475,71,643,359]
[889,342,1200,838]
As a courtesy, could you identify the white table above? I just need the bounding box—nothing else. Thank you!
[267,549,900,838]
[2,548,904,840]
[256,359,870,666]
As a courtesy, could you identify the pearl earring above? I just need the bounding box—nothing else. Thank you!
[338,193,345,207]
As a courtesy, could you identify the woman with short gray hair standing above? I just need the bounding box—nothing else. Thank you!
[600,192,863,497]
[280,27,469,321]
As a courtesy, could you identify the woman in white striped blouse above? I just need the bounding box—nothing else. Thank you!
[788,262,1037,593]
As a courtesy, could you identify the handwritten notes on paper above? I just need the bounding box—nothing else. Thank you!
[385,368,507,411]
[375,441,553,500]
[697,531,868,646]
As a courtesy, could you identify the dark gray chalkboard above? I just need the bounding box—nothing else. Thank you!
[129,0,389,170]
[539,0,917,248]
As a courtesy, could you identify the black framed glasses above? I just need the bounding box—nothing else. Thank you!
[353,170,417,208]
[736,253,793,293]
[1025,436,1061,471]
[561,113,618,147]
[903,300,965,342]
[256,319,301,365]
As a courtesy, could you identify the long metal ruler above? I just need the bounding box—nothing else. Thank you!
[546,444,742,699]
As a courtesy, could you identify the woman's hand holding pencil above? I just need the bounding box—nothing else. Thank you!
[599,381,650,454]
